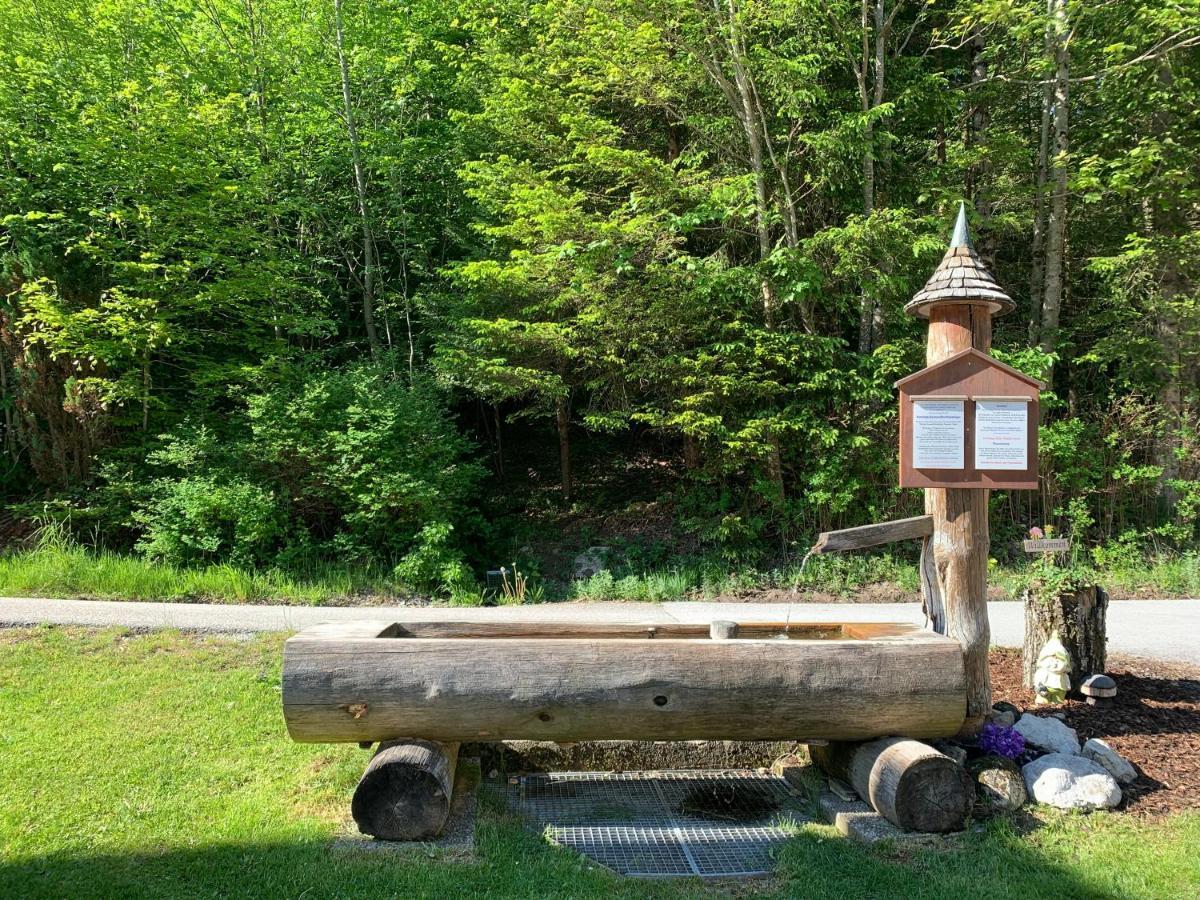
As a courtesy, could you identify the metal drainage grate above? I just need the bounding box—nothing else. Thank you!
[501,770,810,878]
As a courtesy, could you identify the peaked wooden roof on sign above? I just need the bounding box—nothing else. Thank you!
[893,347,1046,390]
[905,203,1015,317]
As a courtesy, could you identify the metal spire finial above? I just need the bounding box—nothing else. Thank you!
[949,201,973,250]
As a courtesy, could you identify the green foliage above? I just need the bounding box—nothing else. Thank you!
[121,363,483,591]
[0,0,1197,583]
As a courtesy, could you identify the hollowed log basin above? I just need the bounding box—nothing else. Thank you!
[282,620,966,743]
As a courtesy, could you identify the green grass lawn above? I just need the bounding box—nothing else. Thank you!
[1,628,1198,898]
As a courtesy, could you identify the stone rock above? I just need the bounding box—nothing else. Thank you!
[1022,753,1122,810]
[572,546,610,580]
[990,701,1020,728]
[1014,714,1081,755]
[934,740,968,767]
[968,755,1027,813]
[1082,738,1137,784]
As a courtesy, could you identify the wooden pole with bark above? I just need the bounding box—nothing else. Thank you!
[904,203,1016,735]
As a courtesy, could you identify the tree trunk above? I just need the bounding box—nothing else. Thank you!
[1151,61,1184,509]
[1039,0,1070,379]
[925,304,993,734]
[811,737,973,833]
[351,739,459,840]
[1029,65,1052,344]
[556,395,572,503]
[1022,585,1107,691]
[683,433,700,470]
[967,29,993,261]
[333,0,381,356]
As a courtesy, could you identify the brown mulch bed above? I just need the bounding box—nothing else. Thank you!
[989,648,1200,817]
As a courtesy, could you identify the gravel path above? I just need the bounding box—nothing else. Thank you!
[1,596,1197,663]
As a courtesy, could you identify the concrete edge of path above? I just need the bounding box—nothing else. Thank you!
[1,596,1197,663]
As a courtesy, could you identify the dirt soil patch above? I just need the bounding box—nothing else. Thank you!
[989,648,1200,817]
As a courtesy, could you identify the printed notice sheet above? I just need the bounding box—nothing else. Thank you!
[912,399,965,469]
[975,400,1028,470]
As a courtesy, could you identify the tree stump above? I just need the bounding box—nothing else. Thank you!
[351,739,459,841]
[1022,585,1108,692]
[810,737,974,833]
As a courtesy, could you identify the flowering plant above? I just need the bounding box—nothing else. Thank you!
[1029,526,1044,539]
[978,722,1026,759]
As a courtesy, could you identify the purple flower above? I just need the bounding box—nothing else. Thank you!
[979,722,1026,760]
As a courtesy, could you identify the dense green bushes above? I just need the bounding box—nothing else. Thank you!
[104,364,483,591]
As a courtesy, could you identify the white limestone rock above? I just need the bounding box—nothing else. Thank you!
[1022,753,1122,810]
[1013,714,1081,755]
[1082,738,1137,784]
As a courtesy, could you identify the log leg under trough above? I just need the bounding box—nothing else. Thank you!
[811,737,973,833]
[352,739,459,840]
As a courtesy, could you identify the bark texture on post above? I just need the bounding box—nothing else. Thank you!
[904,206,1021,734]
[1022,585,1108,690]
[351,739,459,841]
[811,737,973,833]
[925,303,992,733]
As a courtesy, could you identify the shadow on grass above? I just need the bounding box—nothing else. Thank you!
[1,816,1167,900]
[772,817,1159,900]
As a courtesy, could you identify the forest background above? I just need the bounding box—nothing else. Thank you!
[1,0,1197,602]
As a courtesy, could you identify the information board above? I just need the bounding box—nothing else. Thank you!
[975,400,1029,470]
[912,400,964,469]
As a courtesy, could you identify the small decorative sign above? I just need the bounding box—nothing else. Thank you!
[1023,538,1070,553]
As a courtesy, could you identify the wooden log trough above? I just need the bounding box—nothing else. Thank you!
[283,619,967,745]
[283,618,969,839]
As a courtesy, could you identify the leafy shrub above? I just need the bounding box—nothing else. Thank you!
[127,361,483,592]
[135,475,286,567]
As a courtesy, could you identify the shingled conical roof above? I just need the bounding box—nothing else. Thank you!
[905,202,1014,318]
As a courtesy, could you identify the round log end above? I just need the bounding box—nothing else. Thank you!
[351,739,458,841]
[887,753,974,833]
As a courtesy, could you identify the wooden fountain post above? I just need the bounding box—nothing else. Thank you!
[905,203,1017,734]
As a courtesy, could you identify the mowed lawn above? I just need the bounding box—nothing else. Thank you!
[1,628,1197,899]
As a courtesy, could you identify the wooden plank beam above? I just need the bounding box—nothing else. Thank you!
[811,515,934,554]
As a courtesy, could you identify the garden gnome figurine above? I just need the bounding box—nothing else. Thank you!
[1033,630,1072,704]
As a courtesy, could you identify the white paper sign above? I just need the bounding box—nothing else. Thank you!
[912,400,964,469]
[975,400,1028,470]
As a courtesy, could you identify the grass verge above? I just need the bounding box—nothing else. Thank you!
[1,535,1197,605]
[0,540,413,605]
[1,626,1198,899]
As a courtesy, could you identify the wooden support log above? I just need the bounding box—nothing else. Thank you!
[1022,584,1107,691]
[811,737,973,833]
[925,304,993,735]
[811,515,934,554]
[351,739,459,841]
[919,535,946,634]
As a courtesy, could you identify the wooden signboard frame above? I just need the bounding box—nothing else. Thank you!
[896,348,1044,490]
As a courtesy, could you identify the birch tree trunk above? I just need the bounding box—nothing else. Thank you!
[1039,0,1070,380]
[333,0,381,356]
[1028,66,1052,344]
[856,0,888,353]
